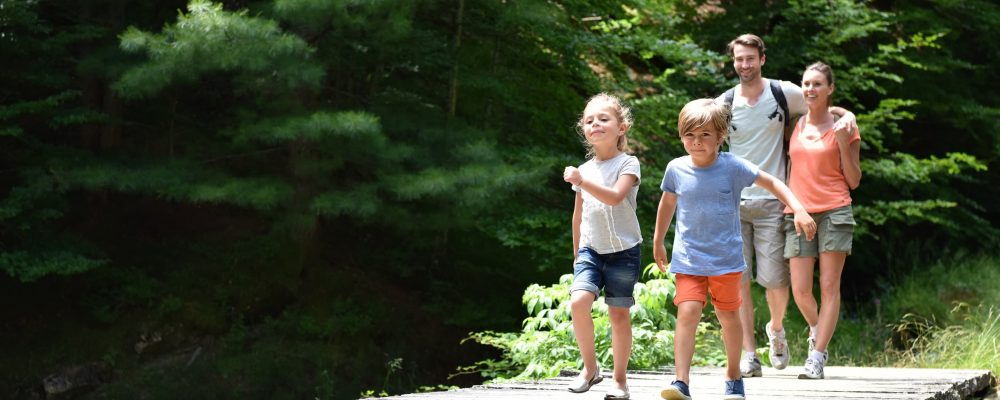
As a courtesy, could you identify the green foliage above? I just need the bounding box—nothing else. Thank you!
[892,305,1000,376]
[882,254,1000,377]
[1,0,999,398]
[0,251,105,282]
[463,264,734,380]
[116,0,322,98]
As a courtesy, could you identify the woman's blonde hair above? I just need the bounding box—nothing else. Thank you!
[577,93,633,158]
[677,98,731,144]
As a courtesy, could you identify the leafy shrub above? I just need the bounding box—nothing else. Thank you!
[463,264,730,381]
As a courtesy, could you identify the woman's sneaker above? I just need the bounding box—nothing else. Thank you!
[739,352,762,378]
[723,378,745,399]
[660,380,692,400]
[765,321,789,370]
[798,351,827,379]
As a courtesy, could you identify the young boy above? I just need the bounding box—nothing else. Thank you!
[653,99,816,400]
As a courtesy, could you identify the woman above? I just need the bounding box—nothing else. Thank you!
[783,61,862,380]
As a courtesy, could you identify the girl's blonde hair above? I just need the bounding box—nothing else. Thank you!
[678,98,731,143]
[577,93,633,158]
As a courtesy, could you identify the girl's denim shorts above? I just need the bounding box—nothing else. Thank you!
[570,244,641,308]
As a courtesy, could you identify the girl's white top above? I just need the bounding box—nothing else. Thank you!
[573,152,642,254]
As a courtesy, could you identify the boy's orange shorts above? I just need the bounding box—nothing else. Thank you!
[673,272,743,311]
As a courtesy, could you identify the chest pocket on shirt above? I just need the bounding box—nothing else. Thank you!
[716,190,734,215]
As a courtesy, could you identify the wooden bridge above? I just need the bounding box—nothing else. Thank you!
[370,366,996,400]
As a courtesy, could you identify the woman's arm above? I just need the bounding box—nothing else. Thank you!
[835,126,862,189]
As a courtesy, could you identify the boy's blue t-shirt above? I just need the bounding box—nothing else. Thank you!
[660,152,760,276]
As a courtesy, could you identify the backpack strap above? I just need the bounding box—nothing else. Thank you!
[770,79,792,176]
[769,79,789,126]
[721,87,736,150]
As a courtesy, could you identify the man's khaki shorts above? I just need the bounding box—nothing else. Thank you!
[740,199,788,289]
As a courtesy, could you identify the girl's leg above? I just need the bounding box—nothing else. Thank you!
[570,290,599,378]
[814,252,847,352]
[608,306,632,389]
[715,308,743,380]
[790,256,818,327]
[674,300,703,384]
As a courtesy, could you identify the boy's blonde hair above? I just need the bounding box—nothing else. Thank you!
[677,98,731,143]
[577,93,633,157]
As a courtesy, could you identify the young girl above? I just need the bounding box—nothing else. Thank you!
[653,99,816,400]
[785,62,862,379]
[562,93,641,400]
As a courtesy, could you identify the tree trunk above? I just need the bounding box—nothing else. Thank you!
[448,0,465,118]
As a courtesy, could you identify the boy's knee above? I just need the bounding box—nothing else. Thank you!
[715,309,741,323]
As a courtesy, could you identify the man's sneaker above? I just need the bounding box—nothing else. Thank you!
[798,351,827,379]
[766,321,789,370]
[723,378,745,399]
[660,380,692,400]
[739,352,762,378]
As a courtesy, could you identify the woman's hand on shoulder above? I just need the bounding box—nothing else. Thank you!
[831,108,857,143]
[833,121,854,143]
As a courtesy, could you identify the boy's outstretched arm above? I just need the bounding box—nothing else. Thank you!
[652,191,678,273]
[754,171,817,241]
[563,166,637,206]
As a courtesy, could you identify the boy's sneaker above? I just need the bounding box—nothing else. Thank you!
[660,380,692,400]
[723,378,745,399]
[739,352,762,378]
[765,321,789,370]
[798,351,827,379]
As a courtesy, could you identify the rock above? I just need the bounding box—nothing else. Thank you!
[41,362,108,398]
[134,330,162,355]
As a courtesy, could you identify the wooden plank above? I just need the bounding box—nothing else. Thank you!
[368,367,996,400]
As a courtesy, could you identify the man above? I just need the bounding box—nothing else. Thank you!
[716,33,856,378]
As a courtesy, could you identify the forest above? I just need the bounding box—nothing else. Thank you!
[0,0,997,399]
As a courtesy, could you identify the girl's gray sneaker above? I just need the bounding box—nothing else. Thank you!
[567,366,603,392]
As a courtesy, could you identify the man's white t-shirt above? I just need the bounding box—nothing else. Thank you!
[715,79,806,199]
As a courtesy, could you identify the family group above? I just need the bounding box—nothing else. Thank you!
[563,33,862,400]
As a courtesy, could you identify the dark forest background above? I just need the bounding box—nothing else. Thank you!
[1,0,997,399]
